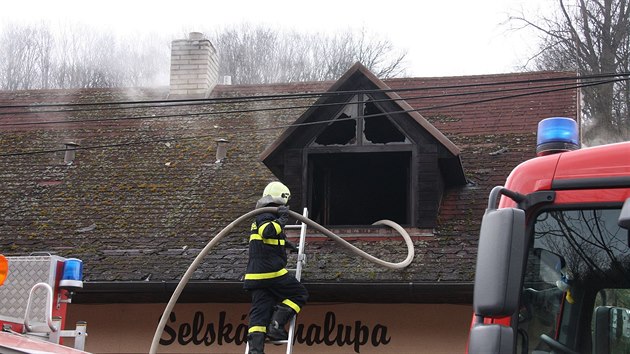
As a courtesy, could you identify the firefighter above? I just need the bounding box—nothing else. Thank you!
[244,181,308,354]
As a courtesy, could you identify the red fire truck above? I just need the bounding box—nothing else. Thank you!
[0,254,90,353]
[468,117,630,353]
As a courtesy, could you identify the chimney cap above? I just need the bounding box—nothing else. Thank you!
[189,32,204,40]
[64,141,80,147]
[216,138,229,143]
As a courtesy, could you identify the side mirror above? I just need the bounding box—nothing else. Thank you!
[594,306,630,354]
[619,198,630,229]
[473,207,527,317]
[468,324,514,353]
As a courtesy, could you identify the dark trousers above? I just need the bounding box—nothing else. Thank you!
[248,275,308,332]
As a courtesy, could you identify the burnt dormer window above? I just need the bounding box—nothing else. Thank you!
[307,94,412,226]
[314,114,356,145]
[309,152,410,225]
[260,62,466,230]
[363,99,406,144]
[312,95,409,148]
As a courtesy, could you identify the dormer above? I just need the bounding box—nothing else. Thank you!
[261,63,466,228]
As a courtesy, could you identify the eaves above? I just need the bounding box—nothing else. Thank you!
[73,280,473,304]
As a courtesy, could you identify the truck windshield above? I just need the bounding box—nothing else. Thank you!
[519,207,630,354]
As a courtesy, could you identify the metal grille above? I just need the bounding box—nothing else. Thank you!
[0,256,60,325]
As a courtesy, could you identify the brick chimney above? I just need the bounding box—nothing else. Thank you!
[169,32,218,98]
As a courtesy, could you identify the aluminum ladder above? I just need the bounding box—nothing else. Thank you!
[245,207,308,354]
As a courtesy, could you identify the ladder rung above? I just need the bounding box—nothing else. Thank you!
[284,224,303,229]
[269,339,289,345]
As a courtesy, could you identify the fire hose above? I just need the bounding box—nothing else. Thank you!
[149,207,414,353]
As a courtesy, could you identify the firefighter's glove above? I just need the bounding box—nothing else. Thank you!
[277,206,290,226]
[286,240,299,252]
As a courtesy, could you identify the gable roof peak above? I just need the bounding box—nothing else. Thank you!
[260,62,461,163]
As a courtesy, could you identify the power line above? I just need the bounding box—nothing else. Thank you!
[0,77,616,128]
[1,77,617,158]
[0,71,627,114]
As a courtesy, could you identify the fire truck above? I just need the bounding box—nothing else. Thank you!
[0,254,90,353]
[468,117,630,353]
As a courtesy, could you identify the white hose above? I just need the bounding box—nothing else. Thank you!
[149,207,414,353]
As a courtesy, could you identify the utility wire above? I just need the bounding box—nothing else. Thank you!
[0,71,627,113]
[0,77,617,127]
[0,77,619,158]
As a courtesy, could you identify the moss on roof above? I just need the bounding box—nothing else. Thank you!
[0,71,578,289]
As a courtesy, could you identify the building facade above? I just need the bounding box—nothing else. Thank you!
[0,33,580,353]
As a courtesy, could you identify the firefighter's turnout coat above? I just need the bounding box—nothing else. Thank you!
[244,212,291,288]
[243,211,308,334]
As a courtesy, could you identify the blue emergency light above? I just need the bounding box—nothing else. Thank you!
[536,117,580,156]
[59,258,83,289]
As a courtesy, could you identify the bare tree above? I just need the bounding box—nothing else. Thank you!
[0,23,54,90]
[511,0,630,145]
[210,24,408,85]
[35,25,54,89]
[0,22,171,90]
[212,25,281,84]
[116,33,171,87]
[52,24,126,88]
[0,22,405,91]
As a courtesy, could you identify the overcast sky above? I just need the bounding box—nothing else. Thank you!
[2,0,552,77]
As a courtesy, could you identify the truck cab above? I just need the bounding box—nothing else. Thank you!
[468,118,630,354]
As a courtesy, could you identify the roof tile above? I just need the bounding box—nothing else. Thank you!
[0,70,578,290]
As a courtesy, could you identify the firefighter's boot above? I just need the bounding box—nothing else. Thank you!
[266,305,295,341]
[247,332,265,354]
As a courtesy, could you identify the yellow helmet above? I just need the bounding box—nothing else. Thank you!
[256,181,291,208]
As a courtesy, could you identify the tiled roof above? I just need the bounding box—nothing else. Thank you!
[0,70,578,303]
